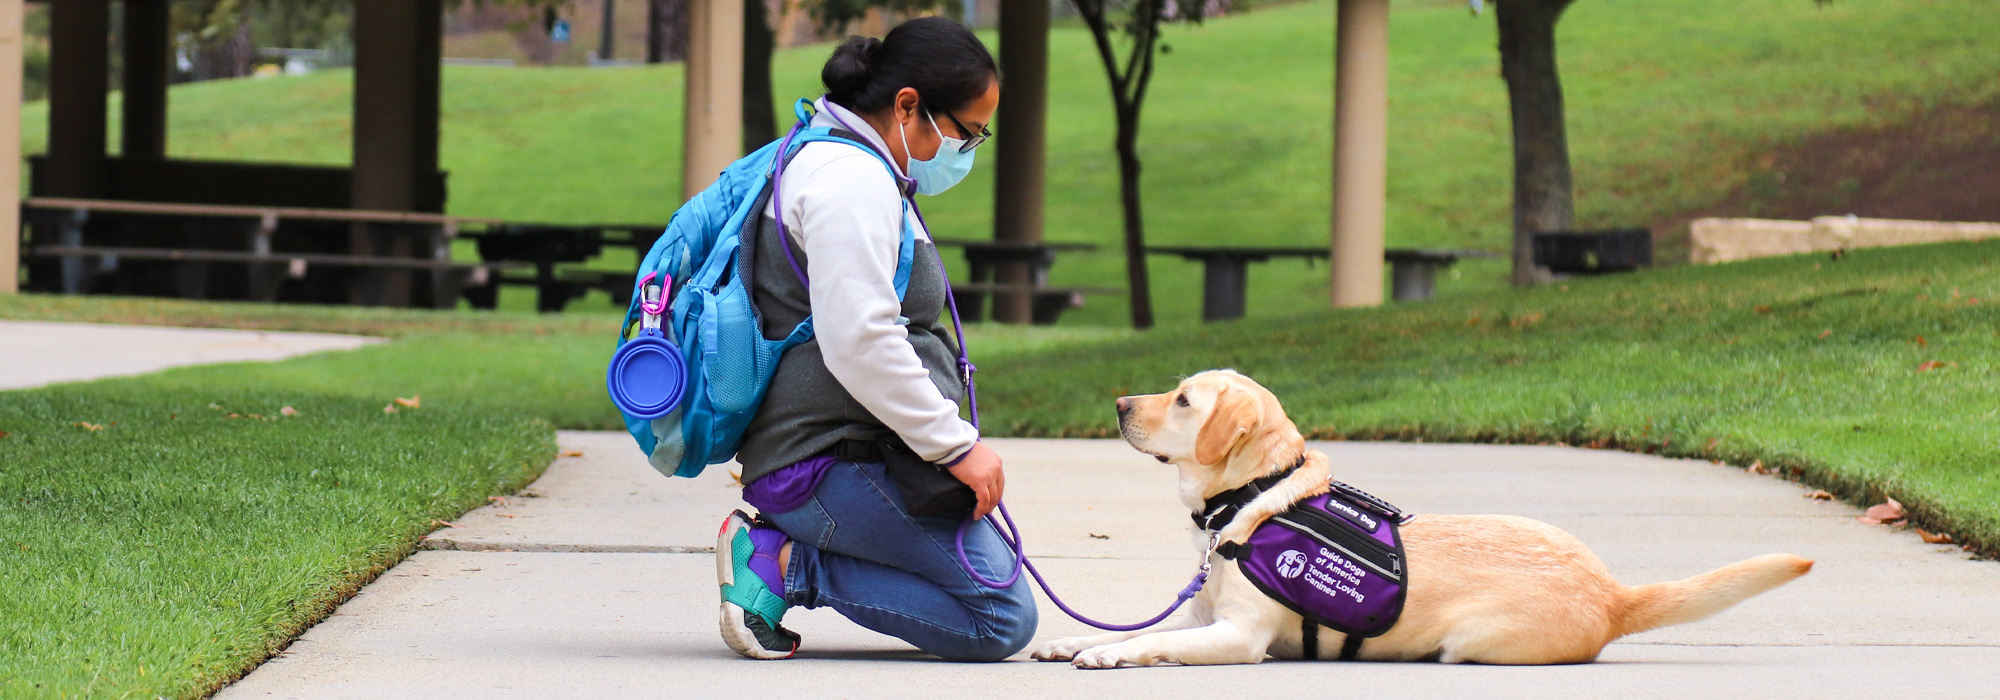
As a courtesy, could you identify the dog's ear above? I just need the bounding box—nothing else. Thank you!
[1195,386,1260,465]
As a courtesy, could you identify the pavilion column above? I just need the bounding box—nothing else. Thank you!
[0,0,22,293]
[990,0,1050,324]
[351,0,443,305]
[47,0,110,198]
[683,0,744,200]
[1329,0,1388,308]
[121,0,172,160]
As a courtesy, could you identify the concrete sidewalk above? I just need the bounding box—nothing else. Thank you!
[219,432,2000,699]
[0,320,381,390]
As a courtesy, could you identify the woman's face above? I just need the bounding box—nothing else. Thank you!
[889,77,1000,163]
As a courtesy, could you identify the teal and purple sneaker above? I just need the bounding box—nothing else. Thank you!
[717,510,800,659]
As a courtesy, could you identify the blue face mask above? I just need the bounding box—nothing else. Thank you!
[898,111,975,196]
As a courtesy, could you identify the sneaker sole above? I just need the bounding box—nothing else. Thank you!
[719,602,795,660]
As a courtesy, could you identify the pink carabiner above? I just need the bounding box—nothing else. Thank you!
[638,272,673,316]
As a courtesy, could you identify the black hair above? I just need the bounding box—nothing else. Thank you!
[821,16,998,117]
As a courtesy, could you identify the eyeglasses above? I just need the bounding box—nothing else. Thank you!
[928,106,992,153]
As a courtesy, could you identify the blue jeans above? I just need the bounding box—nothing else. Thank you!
[762,459,1039,661]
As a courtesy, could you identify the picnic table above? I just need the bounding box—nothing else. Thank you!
[929,238,1121,325]
[462,223,667,312]
[21,197,520,308]
[1147,245,1501,322]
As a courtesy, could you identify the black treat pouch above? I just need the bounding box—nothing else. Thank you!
[880,441,976,518]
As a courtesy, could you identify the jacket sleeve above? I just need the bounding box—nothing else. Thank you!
[780,148,979,464]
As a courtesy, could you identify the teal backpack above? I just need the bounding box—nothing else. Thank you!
[616,99,915,478]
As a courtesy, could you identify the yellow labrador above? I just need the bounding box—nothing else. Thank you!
[1033,369,1811,668]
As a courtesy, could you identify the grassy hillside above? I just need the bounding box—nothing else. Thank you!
[21,0,2000,323]
[972,241,2000,557]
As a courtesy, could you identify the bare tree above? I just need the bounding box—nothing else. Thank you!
[1070,0,1211,329]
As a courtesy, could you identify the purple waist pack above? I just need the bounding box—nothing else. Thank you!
[1221,486,1408,638]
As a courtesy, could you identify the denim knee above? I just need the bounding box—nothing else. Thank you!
[939,582,1040,662]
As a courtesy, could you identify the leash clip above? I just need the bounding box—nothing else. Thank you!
[1198,531,1221,574]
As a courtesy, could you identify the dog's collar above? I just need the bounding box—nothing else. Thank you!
[1192,454,1309,532]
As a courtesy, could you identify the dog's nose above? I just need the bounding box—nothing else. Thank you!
[1116,396,1131,414]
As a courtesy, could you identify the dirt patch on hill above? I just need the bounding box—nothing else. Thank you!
[1654,98,2000,261]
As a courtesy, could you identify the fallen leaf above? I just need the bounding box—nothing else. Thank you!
[280,406,300,417]
[493,514,521,519]
[383,404,398,414]
[1916,529,1955,545]
[72,422,103,432]
[1856,498,1905,525]
[208,403,222,410]
[0,431,9,439]
[1747,460,1766,475]
[1917,360,1946,372]
[1466,316,1482,326]
[1088,533,1111,540]
[1804,489,1834,501]
[1755,305,1772,314]
[246,414,264,420]
[1915,334,1928,347]
[394,395,421,409]
[430,519,459,528]
[488,495,509,504]
[1704,437,1719,453]
[227,413,242,419]
[559,450,585,458]
[1818,329,1832,339]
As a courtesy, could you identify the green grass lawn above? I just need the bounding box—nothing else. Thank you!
[3,238,1997,696]
[21,0,2000,323]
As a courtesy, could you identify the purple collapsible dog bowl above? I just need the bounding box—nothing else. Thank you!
[607,274,686,420]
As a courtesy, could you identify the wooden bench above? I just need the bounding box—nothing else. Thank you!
[931,238,1112,325]
[946,282,1125,326]
[21,197,513,308]
[1147,245,1502,322]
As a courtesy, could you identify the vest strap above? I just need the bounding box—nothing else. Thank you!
[1339,631,1366,661]
[1302,618,1319,660]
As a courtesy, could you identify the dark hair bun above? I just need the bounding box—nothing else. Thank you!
[822,36,882,104]
[820,17,998,116]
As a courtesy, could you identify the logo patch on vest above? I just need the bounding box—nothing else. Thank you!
[1276,550,1308,578]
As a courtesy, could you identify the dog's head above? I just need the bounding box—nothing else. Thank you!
[1117,370,1305,500]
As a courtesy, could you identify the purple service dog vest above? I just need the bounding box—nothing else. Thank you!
[1211,480,1409,646]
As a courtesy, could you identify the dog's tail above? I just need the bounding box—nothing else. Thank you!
[1611,554,1813,638]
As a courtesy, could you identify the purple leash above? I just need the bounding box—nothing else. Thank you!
[796,102,1214,631]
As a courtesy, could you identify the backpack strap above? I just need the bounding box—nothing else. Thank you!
[769,98,917,301]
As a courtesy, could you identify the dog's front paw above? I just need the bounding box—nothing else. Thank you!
[1071,644,1144,669]
[1032,636,1099,662]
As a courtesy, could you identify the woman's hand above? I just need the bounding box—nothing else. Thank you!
[947,442,1004,520]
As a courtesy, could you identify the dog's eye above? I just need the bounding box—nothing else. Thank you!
[1175,393,1190,407]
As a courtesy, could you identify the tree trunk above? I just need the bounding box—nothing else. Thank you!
[648,0,689,63]
[191,22,253,81]
[741,0,777,151]
[1115,113,1155,329]
[1496,0,1576,286]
